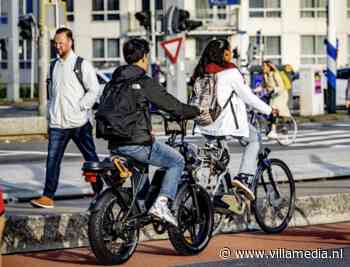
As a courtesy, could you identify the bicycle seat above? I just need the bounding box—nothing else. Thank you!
[82,158,115,172]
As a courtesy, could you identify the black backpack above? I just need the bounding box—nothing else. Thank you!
[95,79,141,140]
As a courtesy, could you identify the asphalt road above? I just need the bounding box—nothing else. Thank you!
[0,121,350,165]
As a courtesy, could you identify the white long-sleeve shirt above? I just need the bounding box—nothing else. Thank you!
[196,68,272,137]
[48,51,100,129]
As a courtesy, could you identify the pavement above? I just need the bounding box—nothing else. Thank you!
[1,104,350,255]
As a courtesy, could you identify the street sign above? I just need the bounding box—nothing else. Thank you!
[160,37,183,64]
[208,0,240,5]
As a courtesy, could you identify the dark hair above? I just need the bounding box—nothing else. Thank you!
[192,38,230,79]
[123,38,150,64]
[55,27,73,41]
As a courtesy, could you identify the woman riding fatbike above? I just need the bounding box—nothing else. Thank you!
[191,39,276,201]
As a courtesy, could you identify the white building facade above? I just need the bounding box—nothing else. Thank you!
[0,0,350,87]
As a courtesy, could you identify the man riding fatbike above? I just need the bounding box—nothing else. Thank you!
[106,38,200,227]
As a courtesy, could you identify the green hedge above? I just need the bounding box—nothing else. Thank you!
[0,85,39,99]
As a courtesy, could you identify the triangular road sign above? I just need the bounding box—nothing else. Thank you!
[160,37,183,64]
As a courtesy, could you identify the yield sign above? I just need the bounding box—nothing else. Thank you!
[160,37,183,64]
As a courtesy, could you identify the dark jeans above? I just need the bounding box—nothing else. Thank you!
[43,122,99,198]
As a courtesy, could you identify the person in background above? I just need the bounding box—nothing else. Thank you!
[262,60,291,139]
[31,27,101,209]
[280,64,297,110]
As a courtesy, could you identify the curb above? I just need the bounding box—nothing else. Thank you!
[2,192,350,254]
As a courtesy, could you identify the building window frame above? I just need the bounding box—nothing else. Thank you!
[347,0,350,18]
[92,0,120,21]
[62,0,74,21]
[249,35,282,65]
[300,35,327,65]
[0,38,8,69]
[92,38,120,68]
[249,0,282,18]
[300,0,327,18]
[19,39,32,69]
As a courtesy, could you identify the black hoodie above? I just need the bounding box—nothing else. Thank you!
[108,64,199,149]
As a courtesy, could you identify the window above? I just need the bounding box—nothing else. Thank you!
[249,35,282,65]
[0,39,7,69]
[142,0,163,11]
[0,0,9,24]
[195,35,229,57]
[92,38,120,68]
[62,0,74,21]
[249,0,281,18]
[92,0,120,21]
[19,39,32,69]
[300,0,327,18]
[301,35,326,65]
[18,0,32,15]
[348,0,350,18]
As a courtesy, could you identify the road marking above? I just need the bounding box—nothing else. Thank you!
[0,150,109,158]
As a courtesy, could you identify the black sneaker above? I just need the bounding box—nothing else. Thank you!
[231,174,255,201]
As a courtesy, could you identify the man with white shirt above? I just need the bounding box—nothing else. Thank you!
[31,27,100,208]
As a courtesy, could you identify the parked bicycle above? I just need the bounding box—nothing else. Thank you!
[192,111,296,235]
[82,112,213,265]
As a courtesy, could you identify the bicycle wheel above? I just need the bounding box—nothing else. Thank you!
[275,116,297,146]
[88,189,139,265]
[252,159,295,234]
[168,184,213,255]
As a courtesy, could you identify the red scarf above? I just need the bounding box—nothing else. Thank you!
[205,63,236,74]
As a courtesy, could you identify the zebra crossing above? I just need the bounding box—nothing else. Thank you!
[156,123,350,149]
[264,127,350,148]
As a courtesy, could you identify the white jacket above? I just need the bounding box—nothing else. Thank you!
[195,68,272,137]
[48,51,100,129]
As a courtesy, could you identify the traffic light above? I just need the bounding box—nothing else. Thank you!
[18,15,33,40]
[0,39,6,54]
[167,6,203,34]
[135,11,151,31]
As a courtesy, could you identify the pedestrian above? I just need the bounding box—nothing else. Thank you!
[31,27,101,208]
[280,64,296,110]
[262,60,291,139]
[346,76,350,115]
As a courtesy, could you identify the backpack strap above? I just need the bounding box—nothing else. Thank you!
[223,90,239,129]
[47,58,59,101]
[73,56,87,93]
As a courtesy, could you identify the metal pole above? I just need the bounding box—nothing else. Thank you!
[163,0,187,104]
[38,0,49,116]
[326,0,337,113]
[30,32,35,99]
[150,0,156,64]
[8,0,20,102]
[239,0,249,76]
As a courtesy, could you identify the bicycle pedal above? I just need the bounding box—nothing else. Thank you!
[222,195,246,215]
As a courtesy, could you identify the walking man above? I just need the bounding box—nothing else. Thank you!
[31,27,100,208]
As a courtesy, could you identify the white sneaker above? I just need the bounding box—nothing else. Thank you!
[149,197,178,227]
[267,130,278,139]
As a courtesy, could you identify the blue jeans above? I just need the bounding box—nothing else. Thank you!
[43,122,99,198]
[111,140,185,200]
[204,123,260,176]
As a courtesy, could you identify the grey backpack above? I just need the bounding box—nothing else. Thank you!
[190,74,235,126]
